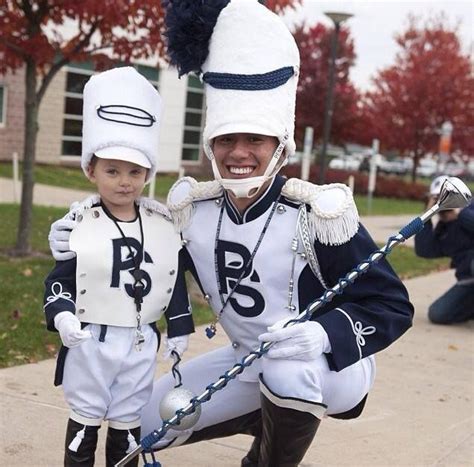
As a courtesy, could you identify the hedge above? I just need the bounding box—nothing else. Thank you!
[281,165,427,201]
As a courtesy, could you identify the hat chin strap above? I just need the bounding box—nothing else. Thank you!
[206,134,288,199]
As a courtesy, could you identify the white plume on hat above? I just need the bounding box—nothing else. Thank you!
[202,0,300,156]
[81,66,162,182]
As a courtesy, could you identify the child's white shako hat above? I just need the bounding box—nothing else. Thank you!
[164,0,300,198]
[82,66,161,182]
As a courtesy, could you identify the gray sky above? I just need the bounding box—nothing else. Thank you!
[283,0,473,91]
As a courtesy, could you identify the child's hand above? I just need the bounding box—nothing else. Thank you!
[54,312,92,348]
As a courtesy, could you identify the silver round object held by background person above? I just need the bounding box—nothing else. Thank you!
[159,387,202,431]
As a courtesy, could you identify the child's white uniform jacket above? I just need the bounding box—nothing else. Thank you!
[44,196,194,385]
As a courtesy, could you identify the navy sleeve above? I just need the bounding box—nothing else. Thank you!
[458,203,474,232]
[313,223,414,371]
[414,220,444,258]
[165,248,195,338]
[43,258,77,332]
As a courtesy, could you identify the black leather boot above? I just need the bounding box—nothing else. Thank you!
[258,384,322,467]
[64,419,100,467]
[184,409,261,445]
[241,435,260,467]
[105,426,140,467]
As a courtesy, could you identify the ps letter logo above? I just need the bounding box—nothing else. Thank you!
[217,240,265,318]
[111,238,153,298]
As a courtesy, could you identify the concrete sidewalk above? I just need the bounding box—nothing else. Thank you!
[1,269,473,467]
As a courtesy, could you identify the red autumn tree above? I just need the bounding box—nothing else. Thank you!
[264,0,301,13]
[0,0,301,256]
[360,15,473,181]
[294,22,359,149]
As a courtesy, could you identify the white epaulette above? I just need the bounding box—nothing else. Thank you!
[138,197,172,221]
[69,194,171,221]
[282,178,359,245]
[167,176,223,231]
[69,194,101,218]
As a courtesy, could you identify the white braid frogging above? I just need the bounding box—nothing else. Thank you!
[335,308,376,359]
[44,282,75,309]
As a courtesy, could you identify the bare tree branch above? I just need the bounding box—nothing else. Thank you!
[37,21,100,103]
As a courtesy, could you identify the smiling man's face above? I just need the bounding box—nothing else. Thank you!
[212,132,279,182]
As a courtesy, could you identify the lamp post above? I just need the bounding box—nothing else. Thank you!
[318,11,353,184]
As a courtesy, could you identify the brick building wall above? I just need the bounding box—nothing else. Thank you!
[0,68,25,162]
[36,70,66,165]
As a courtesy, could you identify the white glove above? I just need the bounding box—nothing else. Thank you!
[258,319,331,361]
[48,216,77,261]
[54,312,92,348]
[163,335,190,360]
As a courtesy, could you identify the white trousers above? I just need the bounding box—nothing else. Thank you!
[63,324,158,428]
[141,345,376,448]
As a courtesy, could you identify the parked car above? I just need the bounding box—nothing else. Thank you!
[329,155,361,171]
[416,159,437,178]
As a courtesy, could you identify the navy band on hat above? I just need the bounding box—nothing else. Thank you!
[202,66,295,90]
[96,104,156,127]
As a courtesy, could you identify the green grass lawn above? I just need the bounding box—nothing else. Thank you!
[0,203,450,368]
[354,195,424,216]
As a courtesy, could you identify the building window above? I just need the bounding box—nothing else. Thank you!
[182,75,205,162]
[0,85,6,127]
[61,63,160,157]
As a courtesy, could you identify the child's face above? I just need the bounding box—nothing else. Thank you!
[87,158,148,209]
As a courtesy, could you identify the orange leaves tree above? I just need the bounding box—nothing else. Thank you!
[361,15,473,181]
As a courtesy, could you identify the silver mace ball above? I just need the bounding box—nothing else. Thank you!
[159,387,202,431]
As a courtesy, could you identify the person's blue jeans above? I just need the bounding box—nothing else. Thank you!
[428,282,474,324]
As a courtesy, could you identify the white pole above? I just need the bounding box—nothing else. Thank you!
[301,127,313,182]
[12,151,19,203]
[148,175,156,200]
[367,139,379,214]
[347,174,354,193]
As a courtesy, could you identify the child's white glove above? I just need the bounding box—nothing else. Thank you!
[258,319,330,361]
[163,335,190,360]
[48,216,77,261]
[54,312,92,348]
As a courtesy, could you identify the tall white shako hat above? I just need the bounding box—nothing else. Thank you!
[164,0,300,197]
[81,66,162,182]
